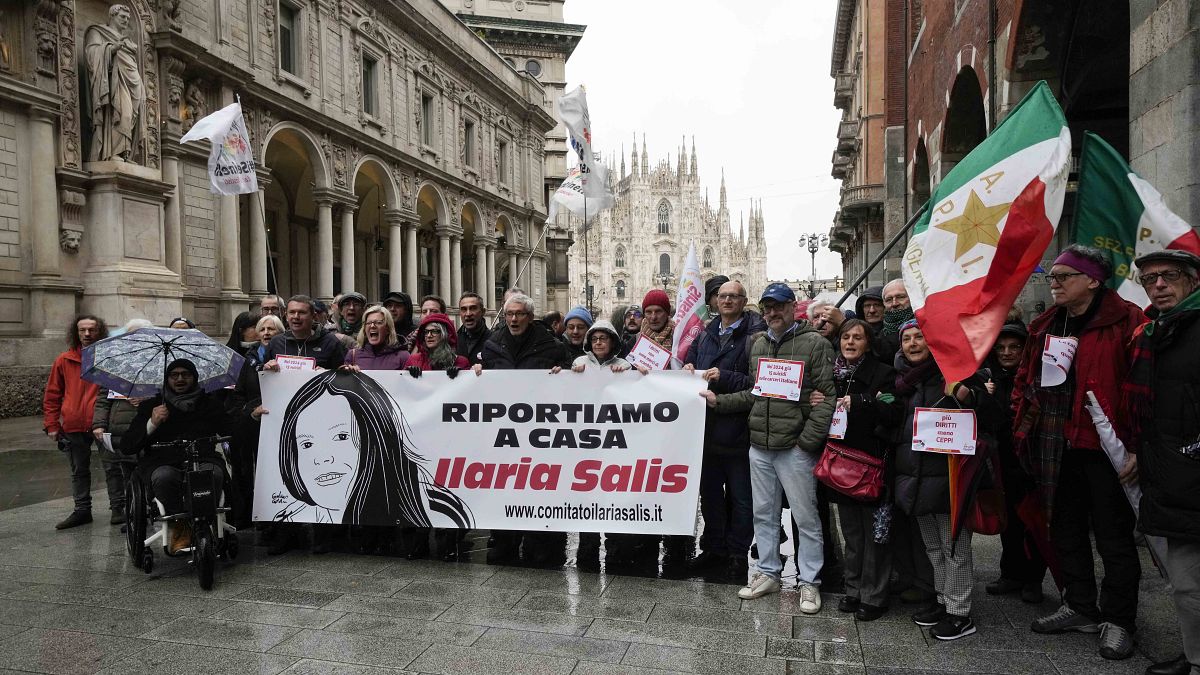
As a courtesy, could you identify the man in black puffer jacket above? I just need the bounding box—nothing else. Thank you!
[1124,250,1200,675]
[684,280,765,582]
[478,293,572,568]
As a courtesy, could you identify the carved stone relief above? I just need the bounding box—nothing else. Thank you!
[182,81,206,133]
[35,0,57,77]
[57,3,81,168]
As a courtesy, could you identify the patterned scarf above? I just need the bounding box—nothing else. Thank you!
[1122,288,1200,445]
[894,353,937,395]
[1029,310,1082,521]
[833,354,862,384]
[882,306,915,336]
[640,317,675,350]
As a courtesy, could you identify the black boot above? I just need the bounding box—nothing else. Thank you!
[1145,654,1190,675]
[55,510,92,530]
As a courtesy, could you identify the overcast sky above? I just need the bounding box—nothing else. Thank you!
[562,0,844,280]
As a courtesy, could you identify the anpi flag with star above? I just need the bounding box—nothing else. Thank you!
[902,81,1071,384]
[1073,131,1200,308]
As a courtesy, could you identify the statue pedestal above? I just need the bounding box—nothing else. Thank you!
[81,163,182,326]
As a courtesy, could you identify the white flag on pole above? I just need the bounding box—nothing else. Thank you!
[670,242,704,369]
[180,101,259,195]
[550,86,613,224]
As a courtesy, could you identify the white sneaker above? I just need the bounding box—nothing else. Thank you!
[799,583,822,614]
[738,572,781,599]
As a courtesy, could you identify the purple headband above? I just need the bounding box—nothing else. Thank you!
[899,318,921,334]
[1053,250,1109,282]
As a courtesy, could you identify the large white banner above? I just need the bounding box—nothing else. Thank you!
[180,101,259,195]
[254,369,707,534]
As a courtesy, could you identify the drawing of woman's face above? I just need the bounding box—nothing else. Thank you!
[294,393,358,513]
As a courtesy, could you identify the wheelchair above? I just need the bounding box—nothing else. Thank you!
[124,434,239,590]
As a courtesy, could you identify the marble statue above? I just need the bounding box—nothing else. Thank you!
[84,4,145,162]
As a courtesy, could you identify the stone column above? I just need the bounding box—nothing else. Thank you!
[161,149,182,279]
[451,236,462,301]
[404,223,418,294]
[249,188,269,296]
[474,243,487,303]
[316,199,334,301]
[386,210,404,291]
[486,245,497,309]
[438,232,452,300]
[275,216,292,297]
[508,250,519,289]
[28,107,60,280]
[218,192,240,292]
[295,224,310,293]
[340,205,357,293]
[356,238,369,294]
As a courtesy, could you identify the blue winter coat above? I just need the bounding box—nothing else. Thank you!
[684,312,767,454]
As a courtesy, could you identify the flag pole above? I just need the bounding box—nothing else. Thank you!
[834,202,928,308]
[583,193,590,316]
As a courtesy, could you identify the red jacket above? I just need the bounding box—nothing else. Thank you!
[43,348,100,435]
[405,313,470,371]
[1012,289,1147,454]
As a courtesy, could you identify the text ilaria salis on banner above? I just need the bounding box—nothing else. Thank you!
[253,369,707,534]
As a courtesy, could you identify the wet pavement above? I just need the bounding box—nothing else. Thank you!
[0,415,1186,674]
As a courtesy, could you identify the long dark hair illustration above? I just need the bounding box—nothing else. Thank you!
[274,369,473,528]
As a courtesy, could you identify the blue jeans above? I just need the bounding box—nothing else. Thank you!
[698,451,753,558]
[748,445,823,584]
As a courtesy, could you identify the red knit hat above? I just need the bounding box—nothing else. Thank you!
[642,289,671,313]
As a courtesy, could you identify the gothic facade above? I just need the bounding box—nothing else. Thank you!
[567,138,768,318]
[0,0,559,415]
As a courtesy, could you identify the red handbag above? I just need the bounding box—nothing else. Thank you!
[813,441,886,502]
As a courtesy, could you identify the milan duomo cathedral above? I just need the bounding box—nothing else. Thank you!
[567,137,768,318]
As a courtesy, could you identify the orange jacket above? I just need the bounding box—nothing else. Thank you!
[43,348,99,435]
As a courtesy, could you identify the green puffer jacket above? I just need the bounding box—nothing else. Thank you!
[713,322,836,451]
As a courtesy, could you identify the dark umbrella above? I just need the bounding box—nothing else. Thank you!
[81,327,246,397]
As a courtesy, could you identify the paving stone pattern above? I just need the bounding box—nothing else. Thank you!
[0,486,1182,674]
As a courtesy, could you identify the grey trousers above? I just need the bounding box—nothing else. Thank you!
[918,513,974,617]
[838,501,892,607]
[1166,537,1200,675]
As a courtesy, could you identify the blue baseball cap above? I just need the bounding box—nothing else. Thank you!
[760,282,796,304]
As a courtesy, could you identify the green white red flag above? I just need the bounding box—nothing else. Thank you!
[902,81,1071,385]
[1073,131,1200,308]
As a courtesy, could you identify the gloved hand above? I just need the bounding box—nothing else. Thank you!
[446,366,459,379]
[407,366,422,378]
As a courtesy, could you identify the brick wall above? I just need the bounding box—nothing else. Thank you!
[0,108,19,272]
[182,162,218,290]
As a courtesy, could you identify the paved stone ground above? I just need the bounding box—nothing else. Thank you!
[0,416,1185,675]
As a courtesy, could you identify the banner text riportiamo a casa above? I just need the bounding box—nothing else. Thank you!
[253,369,707,535]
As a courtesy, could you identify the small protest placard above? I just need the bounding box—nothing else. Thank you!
[828,402,848,439]
[627,336,672,371]
[276,355,316,372]
[751,358,805,401]
[912,407,977,455]
[1040,335,1078,387]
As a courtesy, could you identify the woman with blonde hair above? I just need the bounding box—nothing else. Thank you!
[345,305,410,371]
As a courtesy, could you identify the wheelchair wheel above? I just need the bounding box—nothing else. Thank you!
[195,523,216,590]
[125,476,147,567]
[141,548,153,574]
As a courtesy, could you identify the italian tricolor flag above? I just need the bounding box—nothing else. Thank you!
[903,81,1071,385]
[1074,131,1200,309]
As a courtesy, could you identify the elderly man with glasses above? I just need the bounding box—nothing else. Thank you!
[1011,244,1147,660]
[1122,250,1200,675]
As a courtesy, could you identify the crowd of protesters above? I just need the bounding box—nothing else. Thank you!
[39,243,1200,672]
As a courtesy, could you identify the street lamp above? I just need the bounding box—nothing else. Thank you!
[655,272,673,290]
[803,233,830,299]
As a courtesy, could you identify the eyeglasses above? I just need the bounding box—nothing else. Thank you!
[167,371,193,380]
[504,311,530,319]
[716,293,746,301]
[1044,272,1086,284]
[364,320,386,328]
[1138,269,1188,287]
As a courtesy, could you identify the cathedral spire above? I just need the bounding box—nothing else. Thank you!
[677,136,686,182]
[690,136,698,180]
[620,143,626,179]
[641,134,648,175]
[719,168,727,210]
[739,214,745,246]
[631,133,639,179]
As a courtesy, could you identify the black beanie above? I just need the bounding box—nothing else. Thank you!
[705,275,731,302]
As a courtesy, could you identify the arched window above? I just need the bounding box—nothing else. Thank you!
[615,245,626,268]
[657,201,671,234]
[703,247,714,268]
[616,280,626,299]
[659,253,672,276]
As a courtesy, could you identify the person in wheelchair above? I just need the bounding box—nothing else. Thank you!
[122,359,232,553]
